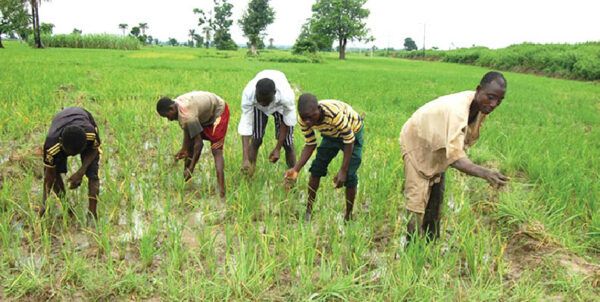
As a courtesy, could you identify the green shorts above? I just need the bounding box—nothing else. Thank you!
[309,127,363,188]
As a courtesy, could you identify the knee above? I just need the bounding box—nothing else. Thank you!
[283,143,294,152]
[251,138,263,148]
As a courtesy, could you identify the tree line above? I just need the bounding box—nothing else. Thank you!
[1,0,377,60]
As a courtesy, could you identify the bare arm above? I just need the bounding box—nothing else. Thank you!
[451,157,509,187]
[43,167,57,203]
[291,144,316,172]
[269,123,290,163]
[68,148,99,189]
[333,143,354,188]
[242,135,251,162]
[275,122,289,150]
[76,148,98,175]
[187,134,204,174]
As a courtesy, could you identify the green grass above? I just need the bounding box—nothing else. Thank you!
[379,42,600,81]
[0,41,599,300]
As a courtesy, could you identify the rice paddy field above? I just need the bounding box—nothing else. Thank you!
[1,41,599,300]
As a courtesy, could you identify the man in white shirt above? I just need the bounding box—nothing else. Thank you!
[239,70,297,175]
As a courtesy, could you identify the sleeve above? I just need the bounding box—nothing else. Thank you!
[278,79,297,127]
[299,118,317,146]
[332,111,355,144]
[84,125,101,150]
[185,120,204,139]
[238,86,255,136]
[43,140,60,168]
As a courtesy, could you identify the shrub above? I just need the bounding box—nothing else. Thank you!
[292,38,318,55]
[27,34,141,50]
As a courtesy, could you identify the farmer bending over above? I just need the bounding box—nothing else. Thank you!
[42,107,101,219]
[157,91,229,199]
[285,94,364,222]
[239,70,297,176]
[400,71,509,242]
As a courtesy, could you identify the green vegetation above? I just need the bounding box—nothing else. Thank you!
[27,33,141,50]
[382,42,600,81]
[0,41,599,300]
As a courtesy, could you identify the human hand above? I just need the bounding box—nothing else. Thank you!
[284,168,298,180]
[484,170,509,189]
[68,172,84,189]
[174,149,187,162]
[333,170,347,188]
[183,169,192,182]
[269,148,281,163]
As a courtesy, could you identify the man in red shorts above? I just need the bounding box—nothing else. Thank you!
[157,91,229,199]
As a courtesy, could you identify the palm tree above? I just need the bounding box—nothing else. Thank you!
[201,25,211,48]
[138,23,148,35]
[29,0,45,48]
[118,23,128,36]
[188,29,196,47]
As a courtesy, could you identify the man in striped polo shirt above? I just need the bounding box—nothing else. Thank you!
[42,107,101,219]
[285,93,364,222]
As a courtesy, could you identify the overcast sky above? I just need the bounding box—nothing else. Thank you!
[39,0,599,50]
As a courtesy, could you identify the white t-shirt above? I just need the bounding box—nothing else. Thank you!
[238,70,297,136]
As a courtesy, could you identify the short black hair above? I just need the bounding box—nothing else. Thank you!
[298,93,319,114]
[61,125,87,153]
[256,78,276,97]
[480,71,507,88]
[156,97,174,113]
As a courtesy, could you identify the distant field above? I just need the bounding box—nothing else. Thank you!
[381,42,600,81]
[1,41,599,300]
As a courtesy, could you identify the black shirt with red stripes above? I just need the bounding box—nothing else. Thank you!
[43,107,101,168]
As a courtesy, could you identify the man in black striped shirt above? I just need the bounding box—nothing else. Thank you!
[42,107,101,219]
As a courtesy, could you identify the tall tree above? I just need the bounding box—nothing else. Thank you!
[29,0,44,48]
[295,18,333,51]
[193,33,203,48]
[268,37,274,49]
[0,0,30,48]
[212,0,236,50]
[404,37,417,51]
[238,0,274,55]
[138,22,148,35]
[193,8,213,48]
[188,29,196,47]
[310,0,370,59]
[118,23,128,36]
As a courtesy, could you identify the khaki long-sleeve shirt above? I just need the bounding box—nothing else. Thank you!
[399,91,486,178]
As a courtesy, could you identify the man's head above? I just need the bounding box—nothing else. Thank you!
[298,93,321,127]
[60,125,87,155]
[475,71,507,114]
[255,78,276,106]
[156,97,178,121]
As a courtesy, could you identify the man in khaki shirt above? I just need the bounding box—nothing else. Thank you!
[157,91,229,199]
[400,71,509,241]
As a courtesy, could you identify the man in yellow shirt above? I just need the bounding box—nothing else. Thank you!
[286,93,364,222]
[400,71,509,241]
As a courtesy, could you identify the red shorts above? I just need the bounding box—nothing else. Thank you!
[201,104,229,150]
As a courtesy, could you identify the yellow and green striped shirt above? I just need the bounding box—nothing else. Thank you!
[299,100,363,145]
